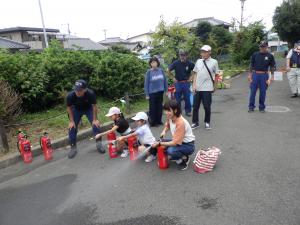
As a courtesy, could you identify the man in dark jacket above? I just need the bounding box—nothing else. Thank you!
[66,79,104,159]
[248,42,276,113]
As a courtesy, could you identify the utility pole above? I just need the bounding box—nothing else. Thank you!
[240,0,246,28]
[103,29,107,40]
[38,0,48,48]
[62,23,71,35]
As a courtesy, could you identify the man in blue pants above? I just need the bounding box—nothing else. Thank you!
[168,50,195,117]
[248,42,276,113]
[66,80,104,159]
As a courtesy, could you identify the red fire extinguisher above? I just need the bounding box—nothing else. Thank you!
[157,145,169,169]
[17,130,33,164]
[40,132,53,161]
[128,136,138,160]
[167,85,176,100]
[107,132,118,158]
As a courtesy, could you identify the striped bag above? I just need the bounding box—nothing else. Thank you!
[193,147,221,173]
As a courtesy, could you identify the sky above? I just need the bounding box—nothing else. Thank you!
[0,0,284,42]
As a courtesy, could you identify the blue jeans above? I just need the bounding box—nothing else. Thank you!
[175,81,191,114]
[249,73,269,110]
[69,106,101,146]
[166,142,195,160]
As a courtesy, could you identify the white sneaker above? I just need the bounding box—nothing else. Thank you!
[205,123,211,130]
[120,149,129,158]
[145,155,156,163]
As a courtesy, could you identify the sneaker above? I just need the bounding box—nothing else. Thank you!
[120,149,129,158]
[96,141,106,154]
[205,123,211,130]
[248,109,254,113]
[259,109,265,113]
[191,123,200,129]
[291,93,298,98]
[177,160,188,171]
[183,155,190,165]
[68,145,77,159]
[185,112,192,117]
[145,154,157,163]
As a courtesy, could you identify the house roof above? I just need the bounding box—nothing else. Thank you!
[0,27,60,34]
[0,37,30,49]
[65,38,107,51]
[98,37,128,45]
[127,31,154,41]
[183,17,231,27]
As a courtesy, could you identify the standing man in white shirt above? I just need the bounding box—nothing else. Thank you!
[191,45,219,130]
[286,40,300,98]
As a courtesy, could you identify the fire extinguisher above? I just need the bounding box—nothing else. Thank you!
[40,132,53,161]
[107,132,118,158]
[17,130,33,164]
[157,145,169,170]
[167,85,176,100]
[127,136,138,160]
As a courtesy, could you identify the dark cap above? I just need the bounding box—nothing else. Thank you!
[295,40,300,46]
[179,49,187,55]
[259,41,268,48]
[74,79,87,91]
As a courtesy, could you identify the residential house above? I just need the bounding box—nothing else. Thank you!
[98,37,143,53]
[0,37,30,52]
[57,35,107,51]
[183,17,231,30]
[268,33,288,52]
[0,27,60,50]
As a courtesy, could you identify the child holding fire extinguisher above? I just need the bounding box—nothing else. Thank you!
[95,107,132,158]
[118,112,157,163]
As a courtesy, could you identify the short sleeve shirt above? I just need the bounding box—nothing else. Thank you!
[250,52,276,71]
[66,89,96,111]
[193,58,219,91]
[286,49,293,59]
[135,124,155,145]
[114,118,130,134]
[168,60,195,81]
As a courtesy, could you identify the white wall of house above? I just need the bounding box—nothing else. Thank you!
[127,34,152,44]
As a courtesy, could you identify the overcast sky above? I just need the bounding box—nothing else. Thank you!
[0,0,284,42]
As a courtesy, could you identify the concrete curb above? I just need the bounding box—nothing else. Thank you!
[0,113,136,169]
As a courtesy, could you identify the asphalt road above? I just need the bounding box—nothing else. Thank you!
[0,72,299,225]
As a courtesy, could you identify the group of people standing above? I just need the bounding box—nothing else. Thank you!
[65,41,289,170]
[144,45,219,130]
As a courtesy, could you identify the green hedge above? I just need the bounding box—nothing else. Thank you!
[0,42,148,112]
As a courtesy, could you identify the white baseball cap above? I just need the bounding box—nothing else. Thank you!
[105,107,121,117]
[132,112,148,121]
[201,45,212,52]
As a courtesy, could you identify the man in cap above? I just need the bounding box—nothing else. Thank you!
[167,49,195,117]
[286,40,300,98]
[248,41,276,113]
[191,45,219,130]
[66,79,104,159]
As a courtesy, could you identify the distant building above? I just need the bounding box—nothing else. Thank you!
[127,31,153,45]
[98,37,143,53]
[57,35,107,51]
[183,17,231,30]
[268,33,288,52]
[0,37,30,51]
[0,27,60,50]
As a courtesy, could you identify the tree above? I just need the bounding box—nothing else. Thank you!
[195,21,212,42]
[273,0,300,46]
[230,21,266,64]
[210,26,233,57]
[151,19,202,64]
